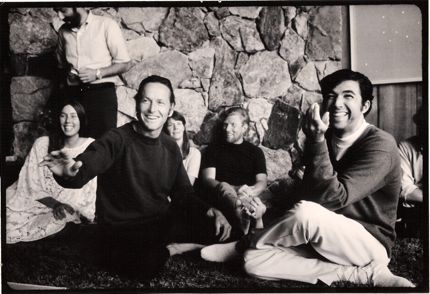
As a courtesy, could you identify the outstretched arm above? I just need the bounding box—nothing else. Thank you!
[39,149,83,178]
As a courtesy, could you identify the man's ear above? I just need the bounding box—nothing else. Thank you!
[361,100,371,114]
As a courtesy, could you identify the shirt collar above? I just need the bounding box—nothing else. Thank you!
[70,11,92,32]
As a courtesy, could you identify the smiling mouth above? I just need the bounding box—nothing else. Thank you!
[145,115,159,121]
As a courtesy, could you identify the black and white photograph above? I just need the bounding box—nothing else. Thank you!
[0,1,427,292]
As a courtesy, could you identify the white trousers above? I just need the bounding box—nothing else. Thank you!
[243,201,389,285]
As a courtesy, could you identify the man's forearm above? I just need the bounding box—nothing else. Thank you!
[99,61,131,78]
[203,177,221,190]
[250,180,267,197]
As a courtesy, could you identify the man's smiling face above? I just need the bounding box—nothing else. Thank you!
[137,82,173,138]
[323,80,369,138]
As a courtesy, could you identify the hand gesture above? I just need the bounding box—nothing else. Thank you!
[303,103,330,143]
[53,202,75,220]
[39,149,82,178]
[78,67,97,83]
[237,184,253,198]
[245,197,266,220]
[207,208,232,242]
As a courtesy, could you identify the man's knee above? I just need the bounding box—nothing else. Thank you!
[290,200,326,226]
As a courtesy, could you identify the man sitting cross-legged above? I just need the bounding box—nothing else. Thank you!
[201,69,414,288]
[40,75,231,280]
[199,107,268,239]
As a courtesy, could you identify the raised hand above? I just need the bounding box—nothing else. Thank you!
[39,149,82,178]
[303,103,330,142]
[207,208,232,242]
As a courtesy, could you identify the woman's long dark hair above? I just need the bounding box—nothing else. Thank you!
[48,100,87,152]
[163,111,190,159]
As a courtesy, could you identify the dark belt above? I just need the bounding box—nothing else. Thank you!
[74,82,115,92]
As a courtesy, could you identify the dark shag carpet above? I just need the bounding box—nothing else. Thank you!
[2,235,426,291]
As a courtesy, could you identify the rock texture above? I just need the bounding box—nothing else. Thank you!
[126,36,160,61]
[257,7,286,51]
[9,13,57,55]
[188,47,215,79]
[159,8,209,53]
[220,16,264,52]
[208,37,243,110]
[7,5,343,182]
[240,51,291,99]
[261,145,292,182]
[13,122,47,160]
[10,77,53,122]
[263,100,302,150]
[123,50,192,89]
[306,6,342,60]
[174,89,207,133]
[228,7,262,19]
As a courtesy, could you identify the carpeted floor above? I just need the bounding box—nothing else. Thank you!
[2,235,426,291]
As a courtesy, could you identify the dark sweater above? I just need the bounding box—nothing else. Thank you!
[302,125,401,256]
[55,122,210,225]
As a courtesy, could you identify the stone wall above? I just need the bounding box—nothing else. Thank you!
[8,6,343,182]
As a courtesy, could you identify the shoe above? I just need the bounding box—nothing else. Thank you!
[338,262,415,287]
[370,262,415,287]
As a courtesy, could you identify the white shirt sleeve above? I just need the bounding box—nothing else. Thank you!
[398,141,420,199]
[105,18,131,63]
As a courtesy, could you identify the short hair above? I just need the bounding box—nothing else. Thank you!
[135,75,175,105]
[222,106,250,126]
[48,99,87,152]
[320,69,374,116]
[163,111,190,159]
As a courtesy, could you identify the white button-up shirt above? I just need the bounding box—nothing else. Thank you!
[56,12,130,85]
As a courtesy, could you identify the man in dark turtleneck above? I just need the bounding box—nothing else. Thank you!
[40,75,231,280]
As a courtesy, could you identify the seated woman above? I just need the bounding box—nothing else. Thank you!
[163,111,201,185]
[6,100,97,244]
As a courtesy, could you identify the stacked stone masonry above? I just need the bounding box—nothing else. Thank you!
[8,6,343,182]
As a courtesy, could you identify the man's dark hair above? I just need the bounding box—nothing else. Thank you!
[320,69,374,116]
[135,75,175,105]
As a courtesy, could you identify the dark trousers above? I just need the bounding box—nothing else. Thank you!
[74,209,220,281]
[396,203,423,238]
[63,83,118,139]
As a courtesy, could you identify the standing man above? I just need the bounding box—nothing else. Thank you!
[40,75,231,280]
[200,107,267,237]
[55,7,131,138]
[203,70,414,287]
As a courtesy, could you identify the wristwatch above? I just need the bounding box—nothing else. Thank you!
[96,69,102,80]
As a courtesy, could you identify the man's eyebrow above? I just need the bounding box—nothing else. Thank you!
[328,90,356,95]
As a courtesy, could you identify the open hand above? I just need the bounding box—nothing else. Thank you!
[207,208,232,242]
[39,149,82,178]
[303,103,330,142]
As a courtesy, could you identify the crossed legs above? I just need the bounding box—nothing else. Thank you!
[243,201,413,286]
